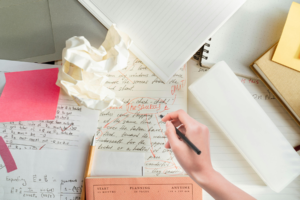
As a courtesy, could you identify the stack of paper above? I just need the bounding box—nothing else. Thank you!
[252,45,300,126]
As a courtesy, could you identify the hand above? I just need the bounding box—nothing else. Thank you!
[162,109,214,183]
[162,110,256,200]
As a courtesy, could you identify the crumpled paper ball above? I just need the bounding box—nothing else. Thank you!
[56,24,132,111]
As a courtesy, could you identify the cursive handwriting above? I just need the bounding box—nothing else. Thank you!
[96,53,187,176]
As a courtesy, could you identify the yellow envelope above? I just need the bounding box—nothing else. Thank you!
[273,2,300,71]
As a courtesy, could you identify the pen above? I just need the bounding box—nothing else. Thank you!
[295,144,300,152]
[81,135,96,200]
[160,115,201,155]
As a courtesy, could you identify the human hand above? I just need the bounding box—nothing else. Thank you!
[162,109,214,184]
[163,110,256,200]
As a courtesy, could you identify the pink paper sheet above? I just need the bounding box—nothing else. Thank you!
[0,68,60,122]
[0,136,17,173]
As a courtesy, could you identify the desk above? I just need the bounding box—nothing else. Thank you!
[0,1,300,199]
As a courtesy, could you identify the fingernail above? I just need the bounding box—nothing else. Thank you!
[166,121,171,127]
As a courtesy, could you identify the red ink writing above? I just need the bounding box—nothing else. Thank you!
[171,80,186,95]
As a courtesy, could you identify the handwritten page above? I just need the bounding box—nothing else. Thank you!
[96,52,187,177]
[187,59,300,200]
[0,91,99,150]
[0,150,86,200]
[0,150,147,199]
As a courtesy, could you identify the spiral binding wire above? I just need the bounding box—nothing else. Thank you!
[193,38,211,66]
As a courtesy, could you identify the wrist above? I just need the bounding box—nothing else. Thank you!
[191,168,219,187]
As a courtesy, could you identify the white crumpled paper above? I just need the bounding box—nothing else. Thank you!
[56,24,132,111]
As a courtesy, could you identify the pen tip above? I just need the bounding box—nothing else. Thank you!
[159,115,164,119]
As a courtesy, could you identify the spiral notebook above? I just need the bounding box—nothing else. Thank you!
[194,0,300,79]
[78,0,246,82]
[193,39,211,67]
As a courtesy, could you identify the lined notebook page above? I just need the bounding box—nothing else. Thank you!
[96,52,187,177]
[80,0,246,82]
[188,59,300,200]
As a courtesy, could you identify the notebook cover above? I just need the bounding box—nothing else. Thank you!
[251,45,300,127]
[272,2,300,71]
[85,177,202,200]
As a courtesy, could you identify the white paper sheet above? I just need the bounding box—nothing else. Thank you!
[187,59,300,199]
[79,0,246,82]
[189,61,300,192]
[0,150,86,200]
[0,151,145,199]
[0,60,58,72]
[0,72,5,96]
[0,91,99,150]
[96,52,187,177]
[91,151,144,176]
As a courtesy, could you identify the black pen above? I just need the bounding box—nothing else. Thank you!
[160,115,201,155]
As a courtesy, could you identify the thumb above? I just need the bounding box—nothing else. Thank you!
[165,121,181,150]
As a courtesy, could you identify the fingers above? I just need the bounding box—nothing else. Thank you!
[165,125,185,148]
[165,121,182,151]
[177,125,186,134]
[171,119,182,128]
[162,109,194,126]
[165,125,185,149]
[165,141,170,149]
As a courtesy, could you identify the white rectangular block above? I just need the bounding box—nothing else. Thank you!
[91,151,144,176]
[189,61,300,192]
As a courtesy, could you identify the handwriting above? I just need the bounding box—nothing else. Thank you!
[0,96,95,150]
[0,149,92,200]
[3,174,82,200]
[96,54,187,176]
[252,90,276,101]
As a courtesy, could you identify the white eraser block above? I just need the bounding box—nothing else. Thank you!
[189,61,300,192]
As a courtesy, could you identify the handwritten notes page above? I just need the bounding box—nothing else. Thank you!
[187,59,300,200]
[0,91,99,150]
[0,150,86,200]
[96,52,187,177]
